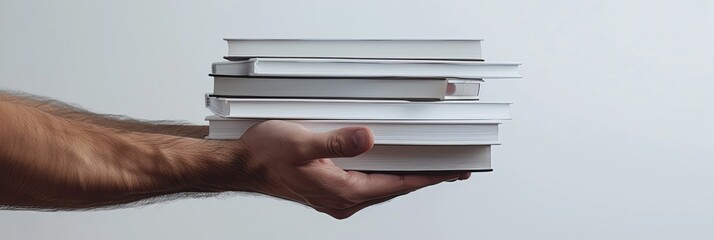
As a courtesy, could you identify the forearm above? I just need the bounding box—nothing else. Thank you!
[0,91,208,138]
[0,101,254,209]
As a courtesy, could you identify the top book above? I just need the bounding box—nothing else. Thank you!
[223,38,483,61]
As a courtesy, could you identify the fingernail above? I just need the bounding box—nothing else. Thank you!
[352,129,369,149]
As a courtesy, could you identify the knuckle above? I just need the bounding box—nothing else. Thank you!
[329,209,354,220]
[398,175,417,191]
[398,175,407,186]
[327,135,347,156]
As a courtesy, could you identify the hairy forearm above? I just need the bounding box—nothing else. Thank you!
[0,101,254,209]
[0,95,465,218]
[0,91,208,138]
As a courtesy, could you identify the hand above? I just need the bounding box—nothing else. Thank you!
[234,120,471,219]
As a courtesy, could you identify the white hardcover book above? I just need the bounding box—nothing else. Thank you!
[223,38,483,60]
[205,116,500,145]
[211,58,520,79]
[445,78,483,100]
[205,96,511,120]
[212,76,482,100]
[333,145,492,171]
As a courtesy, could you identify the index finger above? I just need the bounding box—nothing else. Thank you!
[346,171,466,201]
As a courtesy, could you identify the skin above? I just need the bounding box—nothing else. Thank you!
[0,91,470,219]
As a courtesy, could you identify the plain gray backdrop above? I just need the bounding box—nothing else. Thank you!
[1,0,713,239]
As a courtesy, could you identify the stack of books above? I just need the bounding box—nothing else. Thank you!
[205,39,520,172]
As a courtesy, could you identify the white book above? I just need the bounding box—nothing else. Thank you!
[205,96,511,120]
[211,58,521,79]
[445,78,482,100]
[223,38,483,61]
[333,145,492,171]
[205,116,500,145]
[212,76,482,100]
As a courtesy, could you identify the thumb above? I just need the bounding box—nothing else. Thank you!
[302,127,374,160]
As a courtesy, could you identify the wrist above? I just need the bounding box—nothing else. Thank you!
[181,139,265,193]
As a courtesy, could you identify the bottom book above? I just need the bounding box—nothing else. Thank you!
[332,145,492,172]
[204,117,493,171]
[206,116,501,145]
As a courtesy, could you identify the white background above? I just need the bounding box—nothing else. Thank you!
[1,0,713,239]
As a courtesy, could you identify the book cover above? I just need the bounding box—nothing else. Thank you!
[223,38,484,61]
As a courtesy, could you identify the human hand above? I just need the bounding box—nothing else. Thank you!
[233,120,471,219]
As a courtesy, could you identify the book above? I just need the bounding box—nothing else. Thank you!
[223,38,483,61]
[211,76,482,100]
[205,96,511,120]
[445,78,482,100]
[332,145,492,171]
[205,116,501,145]
[211,58,521,79]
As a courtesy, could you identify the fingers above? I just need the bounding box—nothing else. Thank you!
[317,171,470,219]
[348,171,466,202]
[298,127,374,160]
[319,194,403,220]
[459,171,471,180]
[447,172,472,182]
